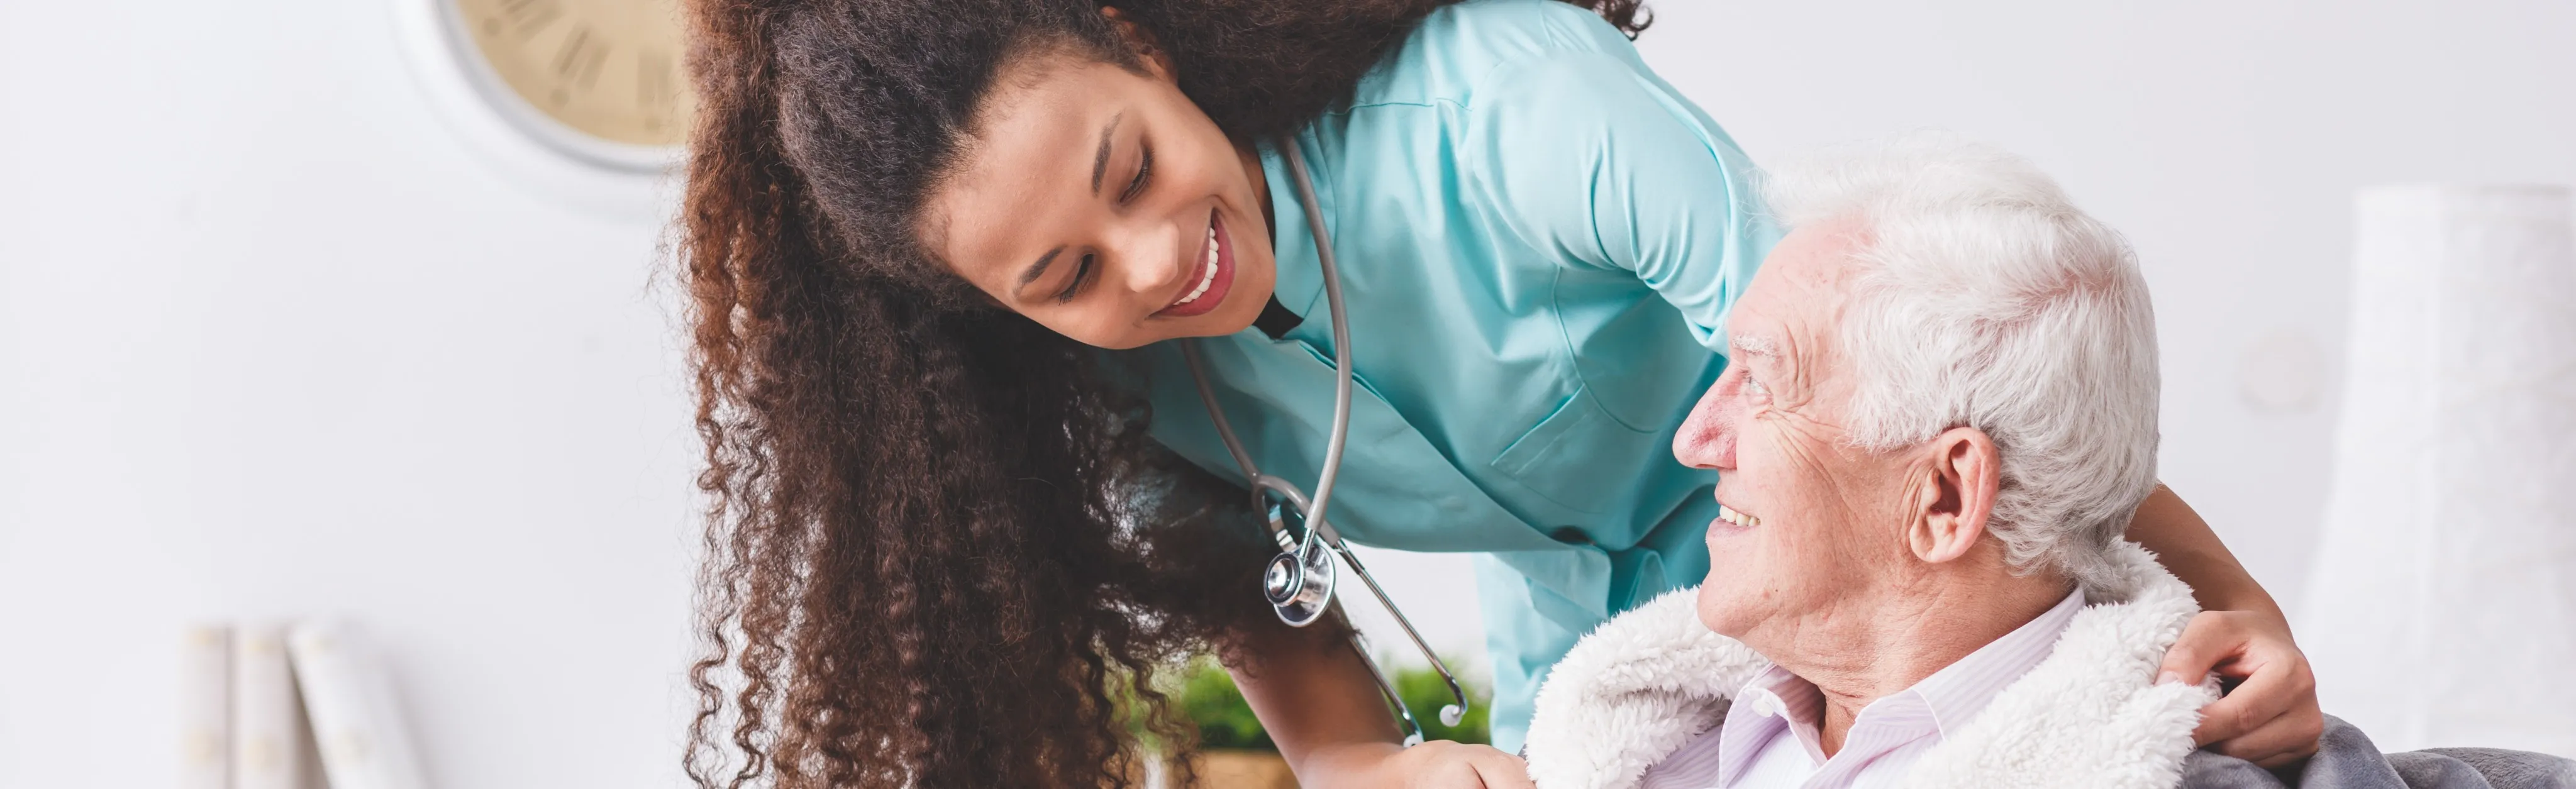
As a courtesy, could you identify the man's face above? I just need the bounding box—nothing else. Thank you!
[1672,220,1920,643]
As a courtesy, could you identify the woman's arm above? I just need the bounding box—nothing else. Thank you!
[2131,484,2277,616]
[2127,483,2325,767]
[1230,613,1533,788]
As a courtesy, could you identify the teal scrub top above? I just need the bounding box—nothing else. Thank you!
[1114,0,1777,751]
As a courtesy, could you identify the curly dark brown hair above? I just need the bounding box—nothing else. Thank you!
[678,2,1650,788]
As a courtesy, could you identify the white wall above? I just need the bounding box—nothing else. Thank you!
[3,1,2569,787]
[0,2,701,788]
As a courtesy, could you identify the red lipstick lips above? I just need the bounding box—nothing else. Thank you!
[1157,209,1234,318]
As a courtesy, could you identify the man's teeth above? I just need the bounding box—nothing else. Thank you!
[1173,225,1221,306]
[1717,502,1762,527]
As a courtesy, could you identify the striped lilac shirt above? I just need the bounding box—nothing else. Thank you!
[1640,589,2087,789]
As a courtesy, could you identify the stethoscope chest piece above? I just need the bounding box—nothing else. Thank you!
[1261,502,1338,627]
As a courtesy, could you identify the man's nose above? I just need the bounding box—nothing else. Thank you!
[1673,378,1738,470]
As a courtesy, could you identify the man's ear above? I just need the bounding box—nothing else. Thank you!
[1907,426,2001,564]
[1097,6,1177,82]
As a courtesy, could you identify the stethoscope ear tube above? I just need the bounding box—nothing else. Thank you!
[1331,541,1472,730]
[1170,138,1470,748]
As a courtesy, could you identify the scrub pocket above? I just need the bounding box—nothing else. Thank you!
[1490,383,1657,516]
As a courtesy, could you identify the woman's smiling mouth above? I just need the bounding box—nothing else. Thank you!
[1156,209,1233,317]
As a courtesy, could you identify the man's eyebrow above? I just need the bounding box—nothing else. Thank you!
[1018,246,1065,293]
[1732,333,1780,358]
[1091,111,1122,194]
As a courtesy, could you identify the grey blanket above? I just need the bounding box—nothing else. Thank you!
[2184,716,2576,788]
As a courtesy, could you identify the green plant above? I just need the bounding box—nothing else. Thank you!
[1397,665,1491,746]
[1175,658,1276,751]
[1158,656,1492,752]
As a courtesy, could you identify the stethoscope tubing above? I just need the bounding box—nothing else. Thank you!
[1175,138,1470,742]
[1286,134,1355,551]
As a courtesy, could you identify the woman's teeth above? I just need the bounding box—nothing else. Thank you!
[1717,502,1762,527]
[1172,225,1221,307]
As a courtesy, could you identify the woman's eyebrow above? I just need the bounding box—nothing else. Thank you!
[1014,113,1126,295]
[1019,246,1065,294]
[1091,111,1123,194]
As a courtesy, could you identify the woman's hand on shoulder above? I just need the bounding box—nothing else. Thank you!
[2158,607,2324,768]
[1299,739,1534,789]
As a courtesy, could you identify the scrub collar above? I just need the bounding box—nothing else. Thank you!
[1256,134,1336,336]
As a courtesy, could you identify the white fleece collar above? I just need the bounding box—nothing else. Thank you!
[1523,541,2218,789]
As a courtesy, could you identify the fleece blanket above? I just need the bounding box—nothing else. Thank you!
[1521,540,2574,788]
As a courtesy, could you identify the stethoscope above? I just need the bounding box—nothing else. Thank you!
[1178,138,1469,747]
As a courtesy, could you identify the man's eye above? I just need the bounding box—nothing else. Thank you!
[1120,142,1153,203]
[1057,253,1094,303]
[1745,375,1770,399]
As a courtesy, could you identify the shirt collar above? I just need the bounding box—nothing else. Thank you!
[1908,587,2087,736]
[1712,587,2087,785]
[1716,665,1826,785]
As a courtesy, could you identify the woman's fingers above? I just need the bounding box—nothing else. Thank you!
[2206,697,2326,768]
[2160,609,2323,761]
[2224,704,2331,768]
[2193,658,2297,748]
[1469,748,1536,789]
[2201,651,2322,763]
[1390,741,1529,789]
[2156,610,2238,691]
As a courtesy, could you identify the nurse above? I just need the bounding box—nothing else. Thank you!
[677,1,2322,786]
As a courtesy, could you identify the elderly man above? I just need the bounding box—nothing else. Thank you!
[1519,136,2575,789]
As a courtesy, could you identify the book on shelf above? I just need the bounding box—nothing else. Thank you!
[187,619,428,789]
[290,621,430,789]
[180,624,231,789]
[232,623,316,789]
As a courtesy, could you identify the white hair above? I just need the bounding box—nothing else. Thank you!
[1760,132,2161,592]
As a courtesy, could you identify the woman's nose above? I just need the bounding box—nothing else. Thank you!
[1113,219,1185,296]
[1674,377,1739,470]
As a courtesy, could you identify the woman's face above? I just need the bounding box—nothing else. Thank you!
[923,37,1277,350]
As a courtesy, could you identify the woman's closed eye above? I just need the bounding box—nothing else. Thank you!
[1057,252,1095,303]
[1048,143,1149,304]
[1119,141,1152,203]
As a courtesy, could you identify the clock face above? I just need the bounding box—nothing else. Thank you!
[452,0,694,148]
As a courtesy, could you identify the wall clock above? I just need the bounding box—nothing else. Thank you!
[394,0,696,212]
[448,0,694,162]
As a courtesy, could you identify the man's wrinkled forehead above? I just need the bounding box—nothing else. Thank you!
[1727,221,1868,373]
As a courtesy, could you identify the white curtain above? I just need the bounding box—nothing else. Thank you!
[2299,185,2576,756]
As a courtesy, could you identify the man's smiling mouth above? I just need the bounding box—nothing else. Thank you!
[1716,501,1763,527]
